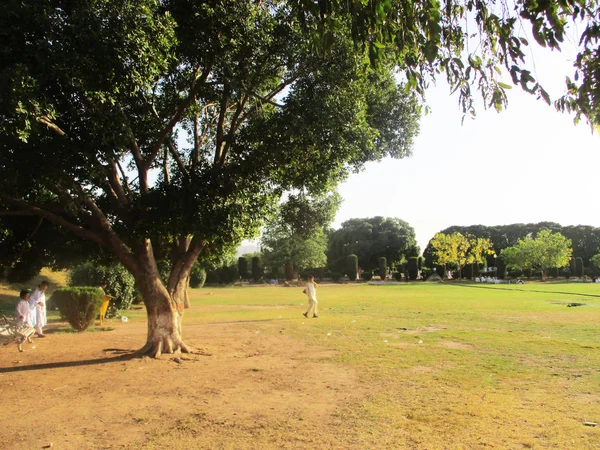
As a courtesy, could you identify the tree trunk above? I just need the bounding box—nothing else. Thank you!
[137,272,190,358]
[541,269,547,282]
[135,239,196,358]
[183,275,191,309]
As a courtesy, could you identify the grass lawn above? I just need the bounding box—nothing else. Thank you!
[185,281,600,448]
[1,276,599,448]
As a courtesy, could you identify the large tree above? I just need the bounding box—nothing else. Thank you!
[501,229,573,281]
[0,1,419,357]
[261,194,340,277]
[429,232,494,280]
[3,0,600,357]
[327,217,419,271]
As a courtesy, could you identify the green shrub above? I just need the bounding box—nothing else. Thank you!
[238,257,249,280]
[251,256,262,282]
[70,262,136,313]
[569,258,576,275]
[378,257,387,279]
[189,265,206,288]
[407,257,418,281]
[52,287,104,331]
[331,272,342,282]
[393,271,403,281]
[346,254,358,281]
[361,270,373,281]
[558,268,570,278]
[508,269,523,278]
[497,257,506,279]
[575,257,584,278]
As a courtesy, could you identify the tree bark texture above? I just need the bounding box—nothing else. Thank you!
[133,239,201,358]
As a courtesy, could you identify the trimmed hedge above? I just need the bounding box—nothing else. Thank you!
[251,256,262,282]
[497,257,506,279]
[361,270,373,281]
[378,257,387,279]
[238,257,249,280]
[575,257,584,278]
[70,262,136,313]
[346,254,358,281]
[189,265,206,288]
[407,257,418,281]
[52,287,104,331]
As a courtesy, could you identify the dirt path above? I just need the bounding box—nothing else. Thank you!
[0,311,366,449]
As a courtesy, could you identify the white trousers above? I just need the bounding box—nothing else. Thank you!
[305,297,318,316]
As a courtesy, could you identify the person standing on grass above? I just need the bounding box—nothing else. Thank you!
[28,280,49,337]
[302,275,319,318]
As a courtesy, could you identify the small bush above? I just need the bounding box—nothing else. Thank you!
[70,262,136,314]
[508,269,523,278]
[189,265,206,288]
[361,271,373,281]
[331,272,342,282]
[558,268,570,278]
[393,271,403,281]
[52,287,104,331]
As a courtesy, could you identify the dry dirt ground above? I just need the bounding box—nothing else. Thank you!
[0,310,367,450]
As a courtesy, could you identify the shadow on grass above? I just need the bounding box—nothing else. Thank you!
[0,349,138,373]
[204,317,301,325]
[451,283,600,298]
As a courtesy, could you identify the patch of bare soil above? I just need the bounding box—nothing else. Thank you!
[0,312,366,450]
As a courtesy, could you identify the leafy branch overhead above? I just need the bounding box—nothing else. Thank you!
[298,0,600,125]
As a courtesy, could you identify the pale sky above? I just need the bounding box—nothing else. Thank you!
[330,33,600,253]
[333,82,600,252]
[241,36,600,256]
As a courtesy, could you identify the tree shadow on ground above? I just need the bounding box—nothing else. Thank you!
[0,349,138,374]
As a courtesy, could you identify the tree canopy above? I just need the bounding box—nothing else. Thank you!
[3,0,599,357]
[429,232,494,279]
[261,194,340,276]
[501,229,573,280]
[327,217,419,271]
[423,223,600,267]
[0,0,420,356]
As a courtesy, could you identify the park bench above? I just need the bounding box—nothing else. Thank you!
[0,315,36,352]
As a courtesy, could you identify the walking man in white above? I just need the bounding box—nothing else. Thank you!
[28,280,49,337]
[302,275,319,318]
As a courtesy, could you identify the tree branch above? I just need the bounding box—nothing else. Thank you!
[214,83,231,165]
[238,77,296,124]
[167,141,189,178]
[36,116,66,137]
[0,192,105,246]
[116,160,132,195]
[220,94,249,165]
[145,65,212,170]
[163,146,171,185]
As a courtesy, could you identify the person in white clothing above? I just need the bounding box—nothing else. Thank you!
[28,280,49,337]
[302,276,319,318]
[16,289,32,327]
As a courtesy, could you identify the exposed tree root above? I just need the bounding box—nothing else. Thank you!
[136,336,195,359]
